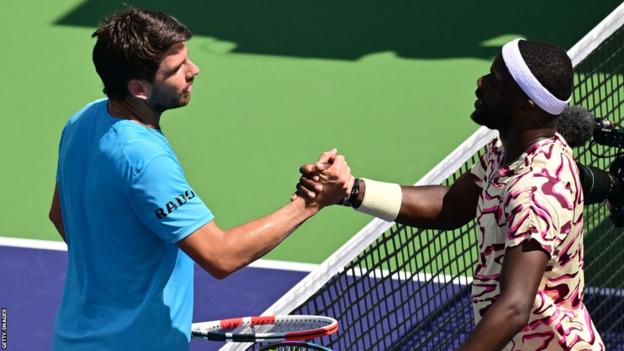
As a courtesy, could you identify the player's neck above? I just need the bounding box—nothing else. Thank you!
[108,99,162,129]
[500,128,555,165]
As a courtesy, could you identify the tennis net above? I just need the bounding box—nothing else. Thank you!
[223,3,624,350]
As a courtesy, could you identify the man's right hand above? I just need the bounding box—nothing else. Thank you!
[292,149,355,209]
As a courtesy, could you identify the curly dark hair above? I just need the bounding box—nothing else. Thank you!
[518,40,574,103]
[91,8,192,100]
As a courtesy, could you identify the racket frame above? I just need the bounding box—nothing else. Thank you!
[191,315,338,342]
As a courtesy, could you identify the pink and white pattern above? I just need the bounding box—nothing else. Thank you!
[470,134,604,350]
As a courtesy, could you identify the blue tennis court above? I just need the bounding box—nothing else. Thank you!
[4,240,623,350]
[0,240,309,351]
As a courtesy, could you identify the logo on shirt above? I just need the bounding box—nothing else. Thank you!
[155,190,196,219]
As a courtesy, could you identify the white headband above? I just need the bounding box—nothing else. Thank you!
[501,39,569,115]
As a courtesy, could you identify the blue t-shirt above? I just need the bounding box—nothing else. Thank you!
[53,99,214,350]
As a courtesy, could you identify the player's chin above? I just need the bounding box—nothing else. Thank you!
[176,92,193,107]
[470,110,485,125]
[164,96,191,111]
[471,110,497,130]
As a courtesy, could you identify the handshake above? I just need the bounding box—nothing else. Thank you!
[291,149,358,211]
[292,148,402,222]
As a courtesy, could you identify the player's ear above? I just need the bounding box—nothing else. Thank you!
[510,90,534,113]
[128,79,150,101]
[522,98,536,111]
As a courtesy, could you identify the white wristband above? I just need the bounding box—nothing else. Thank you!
[356,178,402,222]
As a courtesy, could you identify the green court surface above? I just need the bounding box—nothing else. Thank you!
[1,0,621,263]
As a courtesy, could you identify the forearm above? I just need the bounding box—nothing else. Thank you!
[396,185,452,229]
[460,241,549,350]
[221,197,316,268]
[459,298,528,351]
[183,197,317,278]
[352,178,473,230]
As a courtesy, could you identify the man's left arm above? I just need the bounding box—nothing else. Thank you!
[458,239,549,351]
[49,184,66,243]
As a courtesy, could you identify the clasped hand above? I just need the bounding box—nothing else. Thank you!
[292,149,355,209]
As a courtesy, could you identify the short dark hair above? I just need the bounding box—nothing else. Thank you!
[518,40,573,101]
[91,8,192,100]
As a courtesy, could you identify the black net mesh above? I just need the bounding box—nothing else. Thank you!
[248,24,624,351]
[573,24,624,347]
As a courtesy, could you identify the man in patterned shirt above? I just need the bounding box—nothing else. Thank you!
[297,39,604,350]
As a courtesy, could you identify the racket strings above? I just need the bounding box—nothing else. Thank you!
[258,341,332,351]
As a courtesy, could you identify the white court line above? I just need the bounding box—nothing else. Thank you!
[0,236,320,273]
[16,237,622,328]
[0,237,471,285]
[247,259,319,273]
[2,236,620,298]
[0,236,472,284]
[0,236,67,251]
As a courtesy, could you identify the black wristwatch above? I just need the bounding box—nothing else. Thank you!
[342,178,360,207]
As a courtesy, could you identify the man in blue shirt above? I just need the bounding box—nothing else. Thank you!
[48,8,350,350]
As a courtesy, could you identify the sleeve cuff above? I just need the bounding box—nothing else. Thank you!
[172,213,215,244]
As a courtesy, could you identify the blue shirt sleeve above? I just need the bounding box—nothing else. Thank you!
[128,154,214,243]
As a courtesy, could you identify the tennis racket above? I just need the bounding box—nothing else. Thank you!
[191,315,338,342]
[258,341,333,351]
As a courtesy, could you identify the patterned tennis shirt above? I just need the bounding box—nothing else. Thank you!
[469,133,604,350]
